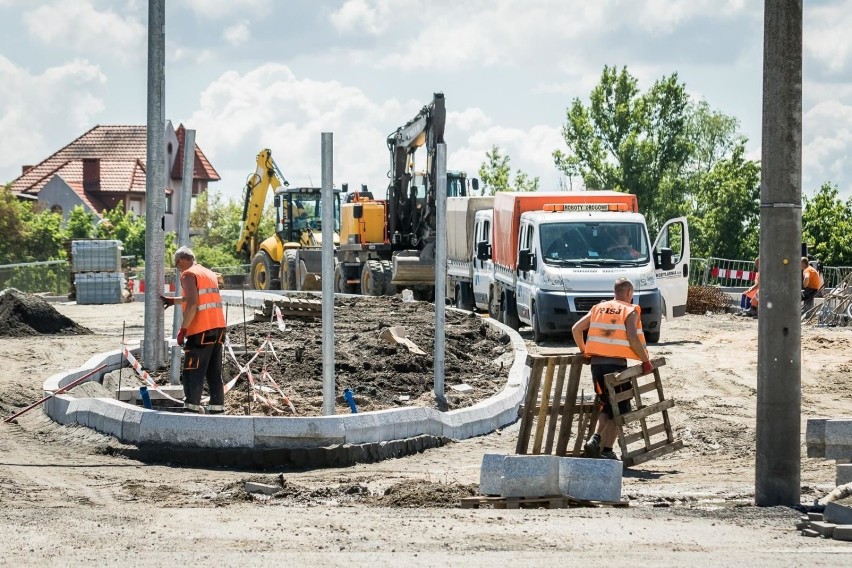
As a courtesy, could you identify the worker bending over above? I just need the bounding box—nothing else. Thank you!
[801,257,824,313]
[163,246,227,414]
[572,277,652,460]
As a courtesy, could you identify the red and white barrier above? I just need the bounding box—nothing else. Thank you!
[121,347,183,403]
[710,267,756,282]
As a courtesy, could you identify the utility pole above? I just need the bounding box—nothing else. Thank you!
[434,143,447,404]
[756,0,802,506]
[142,0,166,370]
[321,133,335,416]
[169,129,195,385]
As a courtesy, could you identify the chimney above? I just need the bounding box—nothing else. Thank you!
[21,165,33,175]
[83,158,100,192]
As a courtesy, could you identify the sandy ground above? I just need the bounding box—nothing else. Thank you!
[1,300,851,567]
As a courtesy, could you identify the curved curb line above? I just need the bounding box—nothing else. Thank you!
[43,291,529,450]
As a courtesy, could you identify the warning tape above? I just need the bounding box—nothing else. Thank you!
[221,334,295,414]
[710,267,756,281]
[273,305,288,332]
[121,347,183,403]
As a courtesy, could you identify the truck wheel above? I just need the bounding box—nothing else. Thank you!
[361,260,384,296]
[380,260,397,295]
[335,264,357,294]
[281,249,298,291]
[251,251,279,290]
[502,291,521,331]
[532,304,548,343]
[645,330,661,344]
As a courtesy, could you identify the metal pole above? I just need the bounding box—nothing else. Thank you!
[321,133,336,416]
[142,0,166,370]
[755,0,802,507]
[169,129,195,385]
[434,143,447,403]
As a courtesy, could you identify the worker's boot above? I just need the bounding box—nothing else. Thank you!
[600,449,619,460]
[583,433,601,459]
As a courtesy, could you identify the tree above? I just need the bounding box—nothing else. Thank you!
[0,185,29,264]
[478,145,540,195]
[66,206,96,239]
[96,203,146,260]
[553,66,691,227]
[191,190,272,265]
[802,183,852,266]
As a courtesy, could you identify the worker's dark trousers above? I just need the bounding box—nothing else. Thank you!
[182,327,226,411]
[802,287,820,313]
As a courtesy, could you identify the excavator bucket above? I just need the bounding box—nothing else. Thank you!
[391,252,436,286]
[296,249,324,291]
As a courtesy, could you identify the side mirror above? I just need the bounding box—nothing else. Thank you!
[471,178,480,192]
[518,249,536,272]
[476,240,491,261]
[655,247,675,271]
[353,204,363,219]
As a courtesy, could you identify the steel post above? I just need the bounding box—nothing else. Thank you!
[169,129,195,385]
[142,0,166,370]
[321,133,336,416]
[755,0,802,506]
[434,143,447,402]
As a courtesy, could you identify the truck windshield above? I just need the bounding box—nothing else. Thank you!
[539,222,649,266]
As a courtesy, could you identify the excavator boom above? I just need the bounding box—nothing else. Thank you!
[236,148,288,259]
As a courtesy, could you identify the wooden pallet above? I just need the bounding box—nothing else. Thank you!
[255,296,322,320]
[461,494,630,510]
[604,358,683,467]
[516,354,598,457]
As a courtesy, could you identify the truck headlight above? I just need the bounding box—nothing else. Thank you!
[639,270,656,287]
[541,266,563,287]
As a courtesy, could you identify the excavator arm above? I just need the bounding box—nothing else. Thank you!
[236,149,289,259]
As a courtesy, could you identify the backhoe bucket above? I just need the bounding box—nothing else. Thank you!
[391,253,436,286]
[297,249,324,291]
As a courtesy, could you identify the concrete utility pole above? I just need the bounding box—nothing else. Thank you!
[142,0,166,370]
[169,129,195,385]
[755,0,803,506]
[434,143,448,403]
[321,133,335,416]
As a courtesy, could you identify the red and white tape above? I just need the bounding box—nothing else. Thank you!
[122,347,183,403]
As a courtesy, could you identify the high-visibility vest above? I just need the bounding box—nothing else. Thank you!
[803,265,823,291]
[585,299,646,361]
[182,264,226,336]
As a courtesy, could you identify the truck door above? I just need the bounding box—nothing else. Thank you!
[653,217,690,319]
[515,221,535,324]
[472,213,492,310]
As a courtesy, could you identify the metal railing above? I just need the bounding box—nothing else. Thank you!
[690,257,758,288]
[0,260,71,296]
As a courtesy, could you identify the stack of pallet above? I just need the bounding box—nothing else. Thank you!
[71,239,125,305]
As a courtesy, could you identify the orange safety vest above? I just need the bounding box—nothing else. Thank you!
[803,265,823,291]
[585,299,646,361]
[181,264,226,336]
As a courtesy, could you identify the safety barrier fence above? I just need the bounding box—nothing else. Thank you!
[690,257,852,290]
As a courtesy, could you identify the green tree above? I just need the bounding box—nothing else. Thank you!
[20,207,66,262]
[0,185,29,264]
[478,145,540,195]
[66,206,96,239]
[191,190,271,264]
[553,66,691,227]
[802,182,852,266]
[95,202,146,260]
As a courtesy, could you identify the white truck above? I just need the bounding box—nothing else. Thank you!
[468,191,690,343]
[446,196,494,310]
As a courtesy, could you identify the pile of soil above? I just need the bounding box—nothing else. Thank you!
[0,289,92,337]
[215,295,511,416]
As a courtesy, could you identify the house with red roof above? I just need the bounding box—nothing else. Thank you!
[9,122,219,232]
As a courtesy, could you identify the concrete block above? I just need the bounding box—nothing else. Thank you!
[46,394,73,424]
[138,413,255,448]
[558,457,623,502]
[66,398,94,428]
[832,525,852,542]
[500,455,560,498]
[244,481,282,495]
[807,512,824,521]
[810,521,836,538]
[837,464,852,486]
[253,416,345,449]
[801,528,819,537]
[806,418,829,458]
[120,406,151,444]
[342,413,381,445]
[392,407,429,440]
[88,399,126,438]
[479,454,506,496]
[824,502,852,525]
[825,420,852,460]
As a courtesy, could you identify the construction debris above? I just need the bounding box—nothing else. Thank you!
[686,285,733,315]
[803,272,852,326]
[379,326,427,356]
[254,296,322,321]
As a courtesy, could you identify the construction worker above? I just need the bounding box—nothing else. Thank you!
[163,246,227,414]
[738,257,760,317]
[572,277,653,460]
[802,256,824,313]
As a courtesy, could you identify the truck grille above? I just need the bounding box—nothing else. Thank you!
[574,297,609,313]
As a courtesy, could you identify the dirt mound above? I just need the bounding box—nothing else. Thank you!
[0,288,92,337]
[368,480,478,508]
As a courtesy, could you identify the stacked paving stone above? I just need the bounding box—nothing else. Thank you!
[796,503,852,541]
[479,453,622,502]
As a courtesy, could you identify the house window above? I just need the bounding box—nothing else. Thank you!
[51,204,63,215]
[165,194,173,215]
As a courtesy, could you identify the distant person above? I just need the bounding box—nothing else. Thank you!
[162,246,227,414]
[802,257,824,313]
[607,228,641,260]
[739,257,760,317]
[572,277,653,460]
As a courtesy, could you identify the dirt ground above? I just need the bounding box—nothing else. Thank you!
[1,298,852,566]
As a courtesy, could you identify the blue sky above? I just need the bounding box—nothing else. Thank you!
[2,0,851,204]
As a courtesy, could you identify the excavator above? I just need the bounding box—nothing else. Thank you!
[236,149,340,291]
[335,92,478,298]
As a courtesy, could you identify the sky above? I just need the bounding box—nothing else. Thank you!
[1,0,851,205]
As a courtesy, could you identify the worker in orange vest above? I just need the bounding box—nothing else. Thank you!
[801,257,824,314]
[572,277,652,460]
[163,246,227,414]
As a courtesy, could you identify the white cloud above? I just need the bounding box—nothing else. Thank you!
[0,56,106,176]
[329,0,393,35]
[803,100,852,192]
[180,0,270,20]
[223,21,250,47]
[804,0,852,74]
[22,0,145,64]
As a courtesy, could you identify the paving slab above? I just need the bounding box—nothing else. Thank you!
[837,464,852,486]
[824,502,852,526]
[825,419,852,460]
[806,418,829,458]
[832,525,852,541]
[810,521,836,538]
